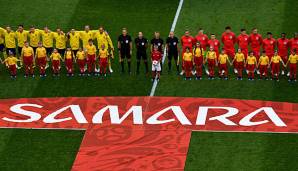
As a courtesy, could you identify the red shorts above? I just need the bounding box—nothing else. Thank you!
[251,47,261,58]
[208,59,215,66]
[240,48,248,58]
[52,60,60,69]
[65,59,73,67]
[219,63,227,71]
[224,48,235,57]
[184,61,193,69]
[194,56,203,65]
[247,64,255,72]
[100,58,108,67]
[37,57,46,66]
[87,54,96,63]
[235,61,244,70]
[23,55,33,66]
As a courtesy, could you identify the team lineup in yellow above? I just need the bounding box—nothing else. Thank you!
[0,25,297,82]
[0,25,114,78]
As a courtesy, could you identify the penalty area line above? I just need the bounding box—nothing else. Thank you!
[149,0,184,97]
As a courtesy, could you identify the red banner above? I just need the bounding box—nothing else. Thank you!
[0,96,297,170]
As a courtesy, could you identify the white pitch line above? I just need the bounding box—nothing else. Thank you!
[149,0,184,97]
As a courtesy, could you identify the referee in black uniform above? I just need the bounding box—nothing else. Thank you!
[151,32,164,72]
[166,31,179,74]
[135,32,148,74]
[118,28,132,74]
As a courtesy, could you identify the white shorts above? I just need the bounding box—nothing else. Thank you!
[152,62,161,72]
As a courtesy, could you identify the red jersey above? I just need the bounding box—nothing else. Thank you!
[249,33,262,49]
[151,50,162,61]
[263,38,276,52]
[289,38,298,52]
[221,32,236,49]
[237,34,249,49]
[195,34,209,50]
[181,35,195,49]
[277,38,289,54]
[208,39,220,51]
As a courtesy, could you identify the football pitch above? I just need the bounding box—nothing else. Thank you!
[0,0,297,170]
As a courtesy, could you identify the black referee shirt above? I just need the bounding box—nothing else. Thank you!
[151,38,164,52]
[166,36,179,52]
[135,37,148,52]
[118,35,132,51]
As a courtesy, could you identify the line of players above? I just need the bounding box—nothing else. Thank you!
[0,25,298,81]
[0,25,114,78]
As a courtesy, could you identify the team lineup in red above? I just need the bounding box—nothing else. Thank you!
[0,25,297,82]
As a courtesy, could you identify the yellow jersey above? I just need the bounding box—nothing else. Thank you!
[99,49,109,58]
[36,47,47,58]
[28,30,40,47]
[80,31,94,48]
[94,31,114,49]
[50,52,62,61]
[69,32,80,50]
[4,31,16,48]
[259,56,269,65]
[54,33,66,49]
[0,28,4,44]
[22,46,34,56]
[219,54,228,64]
[271,55,282,64]
[193,47,204,57]
[85,44,96,55]
[234,53,245,62]
[288,54,298,64]
[183,52,193,62]
[206,51,216,60]
[40,31,54,48]
[76,51,85,60]
[4,56,19,65]
[65,51,73,59]
[247,56,257,65]
[16,30,29,47]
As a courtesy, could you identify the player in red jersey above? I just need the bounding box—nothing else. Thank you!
[248,28,263,60]
[151,46,162,81]
[289,33,298,54]
[195,28,209,50]
[221,26,236,58]
[237,29,249,58]
[181,30,195,54]
[262,32,276,59]
[208,34,220,58]
[277,33,289,75]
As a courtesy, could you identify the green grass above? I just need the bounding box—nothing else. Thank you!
[0,129,84,171]
[185,132,298,171]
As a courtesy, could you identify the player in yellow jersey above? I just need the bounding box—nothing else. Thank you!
[21,42,35,77]
[85,39,97,76]
[268,51,286,81]
[40,26,54,56]
[1,26,17,55]
[0,27,5,58]
[50,48,63,76]
[94,26,115,73]
[285,50,298,82]
[76,47,86,76]
[54,28,67,56]
[205,47,217,79]
[245,52,258,80]
[28,26,40,53]
[193,42,204,79]
[80,25,94,48]
[257,51,269,79]
[218,50,232,79]
[232,49,245,80]
[182,47,193,80]
[2,51,20,78]
[67,29,80,56]
[98,44,109,77]
[35,42,47,77]
[64,48,75,76]
[16,25,29,57]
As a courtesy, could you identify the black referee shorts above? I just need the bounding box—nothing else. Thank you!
[168,50,178,61]
[0,44,4,52]
[120,50,131,59]
[46,47,53,55]
[136,50,147,60]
